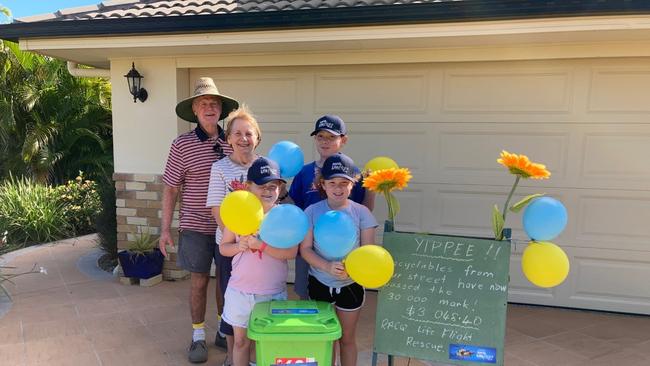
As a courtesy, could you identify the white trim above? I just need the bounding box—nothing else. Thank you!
[66,61,110,78]
[18,15,650,67]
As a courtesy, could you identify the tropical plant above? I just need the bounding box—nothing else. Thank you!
[0,38,113,185]
[0,8,115,258]
[0,176,72,253]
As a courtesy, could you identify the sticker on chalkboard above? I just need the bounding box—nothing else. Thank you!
[449,344,497,363]
[271,308,319,315]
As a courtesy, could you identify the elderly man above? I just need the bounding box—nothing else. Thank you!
[159,77,238,364]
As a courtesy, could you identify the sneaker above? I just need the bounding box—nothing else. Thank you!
[188,340,208,363]
[214,332,227,349]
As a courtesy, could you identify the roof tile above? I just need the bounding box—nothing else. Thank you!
[16,0,450,22]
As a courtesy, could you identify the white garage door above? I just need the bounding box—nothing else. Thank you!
[192,58,650,314]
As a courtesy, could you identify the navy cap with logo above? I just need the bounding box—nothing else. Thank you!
[321,153,358,181]
[247,157,287,185]
[310,115,347,136]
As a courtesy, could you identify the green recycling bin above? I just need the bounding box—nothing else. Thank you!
[248,300,341,366]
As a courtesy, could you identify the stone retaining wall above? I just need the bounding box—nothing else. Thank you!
[113,173,188,280]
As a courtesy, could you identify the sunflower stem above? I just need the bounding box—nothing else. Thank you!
[384,190,394,223]
[499,175,520,239]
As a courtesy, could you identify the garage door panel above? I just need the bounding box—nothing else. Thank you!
[345,123,433,180]
[437,128,569,183]
[572,256,650,301]
[432,186,573,240]
[581,132,650,181]
[193,68,313,120]
[257,122,317,161]
[220,76,305,115]
[508,248,650,313]
[565,248,650,313]
[576,195,650,252]
[435,188,502,237]
[429,184,648,253]
[432,123,650,191]
[443,68,572,113]
[389,187,427,233]
[588,67,650,112]
[314,72,429,114]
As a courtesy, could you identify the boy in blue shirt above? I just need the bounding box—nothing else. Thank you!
[288,115,375,299]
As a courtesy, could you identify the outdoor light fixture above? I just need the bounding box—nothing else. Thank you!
[124,62,148,103]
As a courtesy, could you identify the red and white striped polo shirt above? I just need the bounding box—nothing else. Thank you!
[163,126,233,235]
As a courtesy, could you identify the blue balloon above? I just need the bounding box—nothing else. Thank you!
[259,204,309,249]
[523,197,568,241]
[313,210,358,260]
[268,141,304,178]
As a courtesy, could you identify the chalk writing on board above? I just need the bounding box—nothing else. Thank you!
[374,232,510,366]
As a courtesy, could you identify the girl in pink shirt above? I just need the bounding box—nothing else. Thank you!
[220,157,298,366]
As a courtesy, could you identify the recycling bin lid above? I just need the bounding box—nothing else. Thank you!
[249,300,341,335]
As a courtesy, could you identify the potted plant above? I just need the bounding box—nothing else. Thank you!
[117,232,164,279]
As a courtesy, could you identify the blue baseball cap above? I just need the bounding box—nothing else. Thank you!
[247,157,286,185]
[321,153,358,181]
[310,115,347,136]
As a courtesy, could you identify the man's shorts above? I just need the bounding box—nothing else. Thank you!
[308,275,365,311]
[176,230,216,273]
[222,287,287,328]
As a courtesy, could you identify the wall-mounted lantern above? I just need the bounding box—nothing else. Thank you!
[124,62,148,103]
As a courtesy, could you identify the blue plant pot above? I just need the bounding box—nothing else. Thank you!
[118,248,164,279]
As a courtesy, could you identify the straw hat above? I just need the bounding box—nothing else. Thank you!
[175,77,239,123]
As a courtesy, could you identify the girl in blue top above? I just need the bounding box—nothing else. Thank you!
[300,153,378,366]
[289,115,375,299]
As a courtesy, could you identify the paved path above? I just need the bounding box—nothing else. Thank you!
[1,235,649,365]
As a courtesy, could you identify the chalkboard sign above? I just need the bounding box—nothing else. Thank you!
[373,232,510,365]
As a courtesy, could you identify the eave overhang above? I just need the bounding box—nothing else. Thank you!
[2,1,650,43]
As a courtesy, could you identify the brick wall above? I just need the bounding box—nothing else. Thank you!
[113,173,188,280]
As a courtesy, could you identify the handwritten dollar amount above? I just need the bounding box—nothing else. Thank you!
[405,305,483,327]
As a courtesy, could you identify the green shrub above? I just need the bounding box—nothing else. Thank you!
[0,176,72,253]
[54,173,101,236]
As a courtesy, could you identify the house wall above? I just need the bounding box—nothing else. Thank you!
[111,59,192,279]
[111,58,190,174]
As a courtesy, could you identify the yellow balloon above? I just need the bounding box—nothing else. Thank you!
[521,241,570,288]
[364,156,398,172]
[344,245,395,289]
[220,191,264,235]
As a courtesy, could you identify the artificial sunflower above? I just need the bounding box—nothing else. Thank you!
[363,168,411,193]
[493,150,551,240]
[363,167,412,224]
[497,150,550,179]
